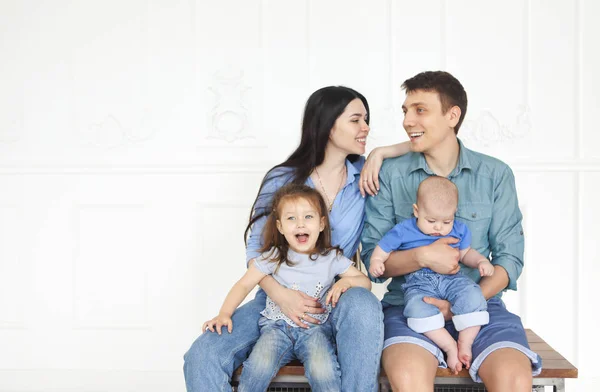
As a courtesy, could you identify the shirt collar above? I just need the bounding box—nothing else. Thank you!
[407,138,473,176]
[345,158,361,186]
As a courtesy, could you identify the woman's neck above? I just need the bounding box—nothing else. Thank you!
[317,148,347,175]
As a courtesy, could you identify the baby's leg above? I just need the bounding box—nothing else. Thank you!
[457,325,480,369]
[424,329,462,374]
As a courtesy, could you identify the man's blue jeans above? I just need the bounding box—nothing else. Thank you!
[183,287,383,392]
[239,317,339,392]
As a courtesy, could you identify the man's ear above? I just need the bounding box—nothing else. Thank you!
[448,105,461,128]
[320,216,325,232]
[413,203,419,218]
[276,220,283,234]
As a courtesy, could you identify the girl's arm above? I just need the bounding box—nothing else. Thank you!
[360,141,411,196]
[325,266,371,307]
[202,263,266,334]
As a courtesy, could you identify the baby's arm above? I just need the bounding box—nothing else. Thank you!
[459,247,494,277]
[369,245,391,278]
[202,262,267,334]
[326,265,372,307]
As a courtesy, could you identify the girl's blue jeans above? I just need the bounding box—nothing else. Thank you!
[183,287,383,392]
[238,317,339,392]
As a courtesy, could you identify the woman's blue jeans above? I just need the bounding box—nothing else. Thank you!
[183,287,383,392]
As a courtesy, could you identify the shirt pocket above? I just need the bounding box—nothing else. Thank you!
[393,202,414,224]
[456,203,492,248]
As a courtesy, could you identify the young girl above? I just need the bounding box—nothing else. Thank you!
[202,184,371,392]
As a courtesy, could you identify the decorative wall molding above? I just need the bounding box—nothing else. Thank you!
[207,68,253,143]
[460,105,532,147]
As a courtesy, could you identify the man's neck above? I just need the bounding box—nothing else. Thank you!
[423,137,460,177]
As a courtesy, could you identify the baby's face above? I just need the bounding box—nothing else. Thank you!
[414,203,456,237]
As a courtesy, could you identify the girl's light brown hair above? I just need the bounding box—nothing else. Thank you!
[259,183,341,272]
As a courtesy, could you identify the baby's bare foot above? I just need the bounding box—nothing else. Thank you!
[446,347,463,375]
[458,340,473,369]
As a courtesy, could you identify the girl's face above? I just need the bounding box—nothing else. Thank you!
[328,98,370,156]
[276,197,325,254]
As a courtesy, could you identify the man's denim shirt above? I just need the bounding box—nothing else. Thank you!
[361,139,524,306]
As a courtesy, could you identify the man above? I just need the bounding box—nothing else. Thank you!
[361,71,542,391]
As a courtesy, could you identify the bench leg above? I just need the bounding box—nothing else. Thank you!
[553,378,565,392]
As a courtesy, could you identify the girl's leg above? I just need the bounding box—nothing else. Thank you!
[238,320,295,392]
[183,291,266,392]
[295,322,341,392]
[329,287,383,392]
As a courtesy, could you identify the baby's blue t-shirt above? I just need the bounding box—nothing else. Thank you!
[378,217,471,254]
[253,248,352,327]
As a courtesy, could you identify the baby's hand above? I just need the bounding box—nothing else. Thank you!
[369,260,386,278]
[202,313,233,335]
[478,260,494,277]
[326,279,352,308]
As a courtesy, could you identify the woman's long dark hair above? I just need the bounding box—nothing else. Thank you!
[244,86,370,244]
[260,184,340,272]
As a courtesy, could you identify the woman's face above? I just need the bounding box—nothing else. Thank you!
[328,98,370,156]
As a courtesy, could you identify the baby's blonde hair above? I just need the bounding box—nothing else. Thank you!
[416,176,458,210]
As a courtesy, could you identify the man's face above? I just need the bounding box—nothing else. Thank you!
[401,90,458,154]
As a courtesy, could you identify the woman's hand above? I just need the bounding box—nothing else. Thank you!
[275,287,324,328]
[325,279,352,308]
[423,297,454,321]
[202,313,233,335]
[359,148,384,197]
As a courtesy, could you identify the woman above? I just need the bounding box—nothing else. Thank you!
[184,86,409,391]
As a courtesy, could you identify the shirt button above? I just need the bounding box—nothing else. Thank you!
[471,213,477,218]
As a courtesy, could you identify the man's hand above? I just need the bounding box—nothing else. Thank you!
[276,287,324,328]
[417,237,460,274]
[423,297,454,321]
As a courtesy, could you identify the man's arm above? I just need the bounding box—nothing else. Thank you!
[360,166,403,281]
[484,166,525,297]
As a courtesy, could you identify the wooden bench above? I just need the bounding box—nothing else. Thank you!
[232,329,577,391]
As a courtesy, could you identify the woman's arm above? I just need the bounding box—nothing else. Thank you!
[359,141,411,197]
[258,272,323,329]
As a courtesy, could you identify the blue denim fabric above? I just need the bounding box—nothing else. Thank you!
[239,318,340,392]
[382,297,542,382]
[402,270,487,319]
[183,287,383,392]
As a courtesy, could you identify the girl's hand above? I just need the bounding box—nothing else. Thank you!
[359,148,384,197]
[326,280,352,308]
[423,297,454,321]
[202,313,233,335]
[478,260,495,277]
[276,288,324,328]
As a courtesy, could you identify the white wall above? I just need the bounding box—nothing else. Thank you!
[0,0,598,390]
